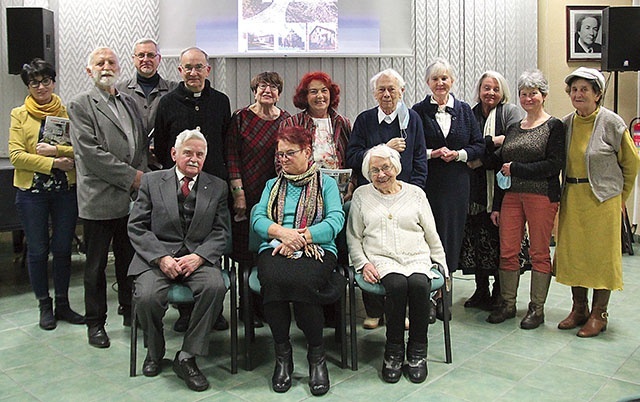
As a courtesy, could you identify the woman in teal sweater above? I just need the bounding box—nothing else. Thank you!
[252,125,344,396]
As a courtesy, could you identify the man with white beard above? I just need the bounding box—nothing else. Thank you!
[68,47,148,348]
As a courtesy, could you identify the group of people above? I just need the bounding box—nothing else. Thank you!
[9,35,639,395]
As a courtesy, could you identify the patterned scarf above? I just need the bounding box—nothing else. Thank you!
[267,163,325,260]
[24,93,64,120]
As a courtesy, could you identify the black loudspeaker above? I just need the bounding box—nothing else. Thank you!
[6,7,56,75]
[601,7,640,72]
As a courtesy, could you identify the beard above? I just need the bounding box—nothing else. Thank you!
[92,70,118,88]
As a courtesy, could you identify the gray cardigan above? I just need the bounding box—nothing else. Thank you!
[562,107,628,202]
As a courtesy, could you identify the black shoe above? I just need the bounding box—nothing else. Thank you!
[272,342,293,393]
[213,314,229,331]
[123,313,132,327]
[172,352,209,392]
[173,314,189,333]
[54,303,85,325]
[38,297,57,330]
[435,297,451,321]
[406,342,428,383]
[142,354,161,377]
[117,305,125,316]
[88,325,110,348]
[381,343,404,384]
[463,289,492,310]
[307,345,330,396]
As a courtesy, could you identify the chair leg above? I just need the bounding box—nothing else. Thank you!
[339,278,347,369]
[243,267,253,371]
[442,284,452,364]
[129,295,137,377]
[348,267,358,371]
[227,257,238,374]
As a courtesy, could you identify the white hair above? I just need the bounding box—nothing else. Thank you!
[369,68,406,93]
[362,144,402,182]
[174,129,208,156]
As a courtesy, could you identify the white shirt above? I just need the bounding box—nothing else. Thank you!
[176,169,197,192]
[426,95,467,162]
[377,106,398,124]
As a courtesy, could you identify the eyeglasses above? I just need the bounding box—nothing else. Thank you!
[369,164,394,176]
[181,64,207,73]
[28,77,53,88]
[257,83,279,91]
[275,149,303,159]
[134,52,158,60]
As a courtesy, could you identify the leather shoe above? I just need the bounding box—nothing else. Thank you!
[142,354,161,377]
[88,326,110,348]
[213,314,229,331]
[363,316,383,329]
[172,352,209,392]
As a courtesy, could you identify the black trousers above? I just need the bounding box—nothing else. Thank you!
[83,217,134,327]
[381,273,431,345]
[264,301,325,347]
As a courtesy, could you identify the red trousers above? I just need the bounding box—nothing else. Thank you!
[499,192,558,274]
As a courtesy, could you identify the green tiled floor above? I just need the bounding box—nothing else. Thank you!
[1,232,640,401]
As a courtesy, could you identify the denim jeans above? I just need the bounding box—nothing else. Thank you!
[15,188,78,300]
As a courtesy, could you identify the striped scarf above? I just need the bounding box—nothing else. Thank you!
[267,163,325,260]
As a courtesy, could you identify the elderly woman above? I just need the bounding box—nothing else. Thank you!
[460,71,525,310]
[252,126,344,395]
[9,59,84,330]
[347,144,447,384]
[555,67,639,337]
[347,68,427,329]
[486,69,565,329]
[413,57,484,278]
[225,71,290,329]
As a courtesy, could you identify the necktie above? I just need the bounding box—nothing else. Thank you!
[181,177,191,197]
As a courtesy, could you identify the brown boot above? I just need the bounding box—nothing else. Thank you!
[520,271,551,330]
[486,270,519,324]
[577,289,610,338]
[558,287,589,330]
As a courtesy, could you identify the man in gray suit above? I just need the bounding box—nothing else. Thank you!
[68,47,148,348]
[128,129,230,392]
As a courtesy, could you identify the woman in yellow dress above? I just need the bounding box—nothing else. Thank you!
[555,67,640,337]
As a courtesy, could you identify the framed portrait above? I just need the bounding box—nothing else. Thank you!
[566,6,607,61]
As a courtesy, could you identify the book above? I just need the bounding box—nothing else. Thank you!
[42,116,71,145]
[320,168,352,201]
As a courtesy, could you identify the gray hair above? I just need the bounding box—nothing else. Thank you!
[517,69,549,96]
[425,57,456,82]
[361,144,402,183]
[369,68,406,93]
[86,46,117,68]
[133,38,160,54]
[475,70,512,104]
[180,46,209,62]
[174,129,208,155]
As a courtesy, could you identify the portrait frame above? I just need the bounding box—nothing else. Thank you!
[566,6,606,61]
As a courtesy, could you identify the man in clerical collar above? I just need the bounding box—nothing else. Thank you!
[68,47,148,348]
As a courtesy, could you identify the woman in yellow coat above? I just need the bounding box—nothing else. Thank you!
[555,67,640,337]
[9,59,83,330]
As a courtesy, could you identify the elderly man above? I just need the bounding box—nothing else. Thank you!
[68,47,148,348]
[128,129,230,391]
[153,46,231,331]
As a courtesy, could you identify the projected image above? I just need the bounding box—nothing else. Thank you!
[240,0,338,53]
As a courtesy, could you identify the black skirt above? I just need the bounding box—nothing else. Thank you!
[257,250,343,305]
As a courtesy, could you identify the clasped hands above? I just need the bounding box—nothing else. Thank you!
[272,227,310,257]
[158,254,204,279]
[431,146,459,163]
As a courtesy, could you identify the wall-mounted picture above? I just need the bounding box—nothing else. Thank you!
[566,5,606,61]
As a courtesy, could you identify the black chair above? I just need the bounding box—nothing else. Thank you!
[337,201,452,370]
[243,205,349,371]
[129,242,237,376]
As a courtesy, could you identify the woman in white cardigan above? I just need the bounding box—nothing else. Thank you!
[346,144,448,384]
